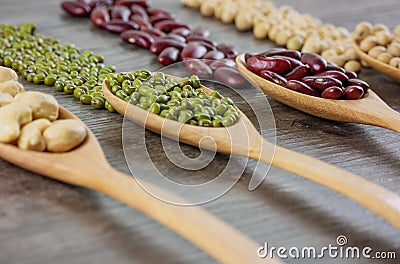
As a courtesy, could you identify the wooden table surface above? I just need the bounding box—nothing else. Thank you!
[1,0,399,263]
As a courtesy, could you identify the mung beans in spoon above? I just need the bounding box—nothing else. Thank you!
[103,70,400,230]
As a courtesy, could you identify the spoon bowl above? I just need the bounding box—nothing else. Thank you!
[235,53,400,133]
[103,73,400,231]
[0,106,272,264]
[353,41,400,83]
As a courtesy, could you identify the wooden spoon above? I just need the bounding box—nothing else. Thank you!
[235,54,400,133]
[0,107,277,264]
[353,41,400,83]
[103,75,400,231]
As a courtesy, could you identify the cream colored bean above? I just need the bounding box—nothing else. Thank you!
[344,60,361,72]
[389,57,400,68]
[368,46,386,58]
[327,55,347,67]
[0,80,25,97]
[276,29,292,46]
[375,30,391,46]
[44,119,87,153]
[0,103,32,143]
[372,23,389,33]
[394,25,400,37]
[18,118,51,151]
[182,0,202,8]
[200,0,217,16]
[13,91,59,121]
[235,10,253,31]
[286,35,304,50]
[253,22,271,39]
[353,21,372,40]
[359,35,377,52]
[0,92,13,107]
[387,42,400,57]
[377,52,393,64]
[0,66,18,83]
[220,6,237,24]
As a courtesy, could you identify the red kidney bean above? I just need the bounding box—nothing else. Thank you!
[302,76,342,93]
[217,43,238,58]
[271,55,303,70]
[315,70,349,83]
[285,80,320,97]
[90,6,110,27]
[129,14,152,29]
[157,47,180,66]
[141,27,165,38]
[343,85,364,100]
[247,56,291,75]
[202,50,225,61]
[260,70,287,87]
[187,40,216,51]
[115,0,150,8]
[161,33,186,43]
[120,30,155,48]
[214,67,245,87]
[149,14,175,25]
[326,63,345,73]
[184,59,212,78]
[171,27,191,37]
[110,5,131,21]
[155,21,191,33]
[150,39,187,55]
[180,43,207,60]
[186,36,217,47]
[103,19,139,33]
[285,65,310,81]
[347,79,369,93]
[147,8,174,17]
[210,59,236,71]
[322,86,343,99]
[244,53,252,63]
[345,70,358,79]
[130,4,148,20]
[61,1,91,16]
[301,53,327,74]
[192,26,211,38]
[262,49,301,60]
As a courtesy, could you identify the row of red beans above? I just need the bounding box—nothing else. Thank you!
[61,0,246,87]
[245,49,369,100]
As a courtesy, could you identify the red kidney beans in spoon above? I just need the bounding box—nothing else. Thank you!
[301,53,327,74]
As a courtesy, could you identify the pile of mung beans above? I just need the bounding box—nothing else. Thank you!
[0,23,117,112]
[107,70,239,127]
[60,0,246,88]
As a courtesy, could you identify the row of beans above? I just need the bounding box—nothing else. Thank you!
[354,22,400,69]
[107,70,240,127]
[245,48,369,100]
[0,23,117,112]
[61,0,247,87]
[181,0,362,73]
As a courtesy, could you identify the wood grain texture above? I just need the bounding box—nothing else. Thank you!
[1,0,400,264]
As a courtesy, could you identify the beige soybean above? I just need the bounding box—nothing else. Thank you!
[368,46,386,58]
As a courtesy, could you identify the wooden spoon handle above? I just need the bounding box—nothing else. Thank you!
[255,139,400,230]
[372,107,400,132]
[88,165,281,264]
